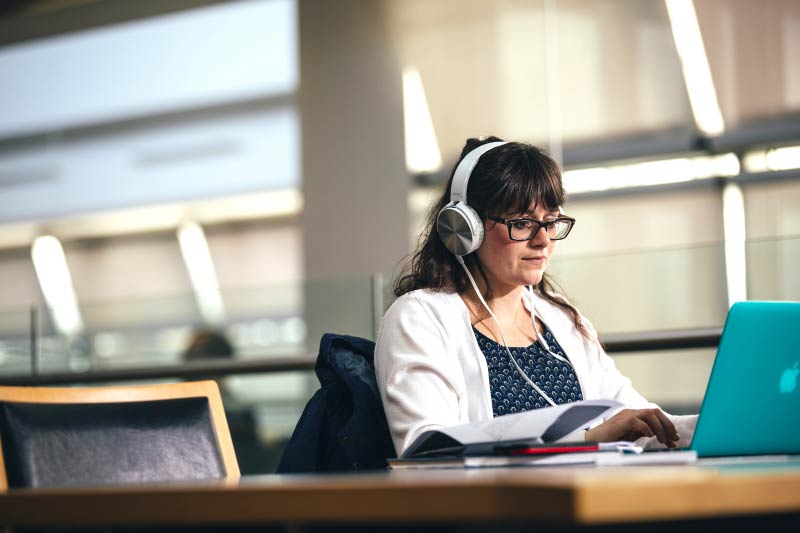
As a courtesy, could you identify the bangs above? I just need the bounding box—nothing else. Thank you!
[482,145,565,217]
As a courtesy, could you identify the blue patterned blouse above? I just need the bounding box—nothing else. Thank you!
[473,324,583,417]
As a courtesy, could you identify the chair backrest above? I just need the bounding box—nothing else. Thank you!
[0,380,239,490]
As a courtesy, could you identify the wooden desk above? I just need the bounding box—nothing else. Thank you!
[1,461,799,529]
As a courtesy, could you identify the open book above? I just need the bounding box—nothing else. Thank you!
[400,399,623,459]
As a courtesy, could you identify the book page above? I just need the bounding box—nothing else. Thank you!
[440,399,622,445]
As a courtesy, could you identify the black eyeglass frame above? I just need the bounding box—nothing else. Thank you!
[487,215,577,241]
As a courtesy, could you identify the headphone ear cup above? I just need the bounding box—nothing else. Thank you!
[437,202,484,256]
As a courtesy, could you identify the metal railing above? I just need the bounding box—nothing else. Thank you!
[0,327,722,387]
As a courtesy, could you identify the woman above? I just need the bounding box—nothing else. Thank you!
[375,136,695,456]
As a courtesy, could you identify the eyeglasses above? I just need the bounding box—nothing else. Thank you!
[488,215,576,241]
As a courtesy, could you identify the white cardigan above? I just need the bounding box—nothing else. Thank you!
[374,288,696,455]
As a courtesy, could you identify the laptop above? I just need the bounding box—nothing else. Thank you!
[689,301,800,458]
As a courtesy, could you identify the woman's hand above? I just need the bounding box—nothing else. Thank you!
[585,408,680,448]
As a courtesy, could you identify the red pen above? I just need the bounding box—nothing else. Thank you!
[504,443,600,456]
[488,440,640,457]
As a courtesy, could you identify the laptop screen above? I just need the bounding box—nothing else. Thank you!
[690,301,800,457]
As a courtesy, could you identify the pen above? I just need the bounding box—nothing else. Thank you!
[500,444,601,456]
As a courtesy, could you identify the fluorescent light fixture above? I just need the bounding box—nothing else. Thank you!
[562,153,739,193]
[543,0,564,166]
[31,235,84,336]
[766,146,800,171]
[402,67,443,174]
[177,221,226,325]
[665,0,725,136]
[741,150,769,173]
[742,145,800,173]
[722,182,747,306]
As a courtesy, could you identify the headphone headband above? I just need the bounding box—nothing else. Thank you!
[449,141,508,204]
[436,140,508,256]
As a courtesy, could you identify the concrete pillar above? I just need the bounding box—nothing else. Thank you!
[299,0,408,348]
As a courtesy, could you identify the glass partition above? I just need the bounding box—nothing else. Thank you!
[0,275,382,378]
[747,235,800,301]
[3,237,799,379]
[609,348,716,415]
[222,370,312,475]
[0,306,33,377]
[548,241,730,334]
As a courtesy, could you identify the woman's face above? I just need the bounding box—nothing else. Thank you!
[475,202,559,295]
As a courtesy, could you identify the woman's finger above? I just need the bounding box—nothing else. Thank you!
[626,417,655,441]
[638,409,671,445]
[652,408,679,440]
[643,408,679,447]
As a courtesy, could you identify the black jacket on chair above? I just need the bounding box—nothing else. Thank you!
[276,333,396,472]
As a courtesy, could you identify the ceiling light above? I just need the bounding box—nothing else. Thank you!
[722,182,747,306]
[665,0,725,136]
[563,153,739,193]
[742,145,800,173]
[765,146,800,171]
[31,235,84,337]
[402,67,442,175]
[177,221,226,325]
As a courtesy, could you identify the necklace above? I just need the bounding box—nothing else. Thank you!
[471,297,536,346]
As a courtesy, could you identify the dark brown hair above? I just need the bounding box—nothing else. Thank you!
[394,136,587,337]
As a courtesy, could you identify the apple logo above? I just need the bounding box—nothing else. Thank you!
[779,362,799,394]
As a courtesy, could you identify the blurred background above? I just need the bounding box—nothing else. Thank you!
[0,0,797,472]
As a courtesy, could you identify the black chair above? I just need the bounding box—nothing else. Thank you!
[0,380,239,490]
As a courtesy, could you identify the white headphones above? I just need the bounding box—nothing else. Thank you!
[436,141,508,256]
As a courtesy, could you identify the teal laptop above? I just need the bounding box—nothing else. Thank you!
[690,301,800,457]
